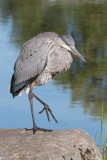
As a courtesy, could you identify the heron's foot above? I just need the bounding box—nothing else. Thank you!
[24,127,53,134]
[39,104,58,123]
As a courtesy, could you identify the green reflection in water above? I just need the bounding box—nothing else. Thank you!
[0,0,107,118]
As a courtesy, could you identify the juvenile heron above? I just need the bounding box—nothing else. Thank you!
[10,32,85,134]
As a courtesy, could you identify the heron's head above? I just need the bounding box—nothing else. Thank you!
[60,35,86,62]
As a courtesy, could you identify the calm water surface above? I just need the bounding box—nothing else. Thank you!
[0,0,107,145]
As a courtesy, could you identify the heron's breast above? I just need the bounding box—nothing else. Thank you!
[34,72,52,86]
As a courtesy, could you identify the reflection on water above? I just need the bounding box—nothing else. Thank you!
[0,0,107,145]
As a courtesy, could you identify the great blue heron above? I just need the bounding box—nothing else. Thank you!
[10,32,85,134]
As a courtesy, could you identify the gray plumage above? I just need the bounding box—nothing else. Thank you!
[10,32,85,97]
[10,32,85,134]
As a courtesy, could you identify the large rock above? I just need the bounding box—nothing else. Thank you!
[0,128,102,160]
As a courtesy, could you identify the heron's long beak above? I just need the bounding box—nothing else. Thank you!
[70,46,86,62]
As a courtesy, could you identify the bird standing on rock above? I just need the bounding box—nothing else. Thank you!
[10,32,85,134]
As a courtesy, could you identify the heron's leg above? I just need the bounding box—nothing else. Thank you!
[27,82,52,134]
[32,93,58,123]
[28,82,37,134]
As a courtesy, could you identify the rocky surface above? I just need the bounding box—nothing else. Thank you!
[0,128,102,160]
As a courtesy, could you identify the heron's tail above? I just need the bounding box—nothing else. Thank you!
[10,74,19,97]
[10,74,28,97]
[10,74,38,97]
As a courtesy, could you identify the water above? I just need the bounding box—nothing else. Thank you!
[0,0,107,146]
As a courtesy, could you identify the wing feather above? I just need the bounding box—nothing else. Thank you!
[10,32,61,96]
[14,42,49,84]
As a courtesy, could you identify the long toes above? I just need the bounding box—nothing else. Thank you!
[39,108,45,114]
[24,128,37,134]
[39,104,58,123]
[36,127,53,132]
[25,127,53,134]
[24,128,33,131]
[45,109,50,122]
[50,114,58,123]
[39,104,49,114]
[46,107,58,123]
